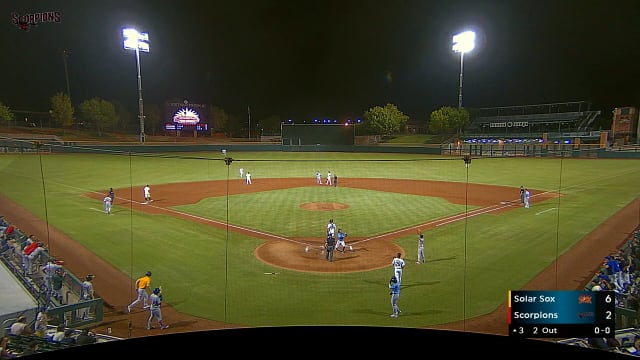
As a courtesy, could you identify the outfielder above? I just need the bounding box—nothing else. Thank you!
[147,287,169,330]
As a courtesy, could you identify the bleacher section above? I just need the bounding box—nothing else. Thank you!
[467,101,602,136]
[557,227,640,354]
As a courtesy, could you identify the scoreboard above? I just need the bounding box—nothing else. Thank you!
[508,290,615,338]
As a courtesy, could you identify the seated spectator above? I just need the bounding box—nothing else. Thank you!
[1,224,15,240]
[8,315,33,336]
[0,336,17,359]
[588,337,610,351]
[51,324,66,342]
[75,329,97,345]
[60,329,76,346]
[20,341,38,356]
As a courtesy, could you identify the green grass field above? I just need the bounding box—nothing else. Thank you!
[0,150,638,328]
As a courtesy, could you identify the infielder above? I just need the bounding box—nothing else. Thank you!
[416,232,425,264]
[143,185,152,203]
[391,252,405,284]
[103,194,112,214]
[147,287,169,330]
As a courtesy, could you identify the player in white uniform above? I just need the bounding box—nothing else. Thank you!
[327,219,336,237]
[143,185,152,203]
[391,252,405,284]
[416,232,425,264]
[326,171,332,186]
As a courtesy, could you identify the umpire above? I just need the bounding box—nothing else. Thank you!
[325,235,336,262]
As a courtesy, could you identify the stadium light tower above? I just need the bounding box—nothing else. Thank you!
[122,28,150,143]
[452,30,475,110]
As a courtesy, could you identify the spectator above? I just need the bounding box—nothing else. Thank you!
[51,324,66,342]
[34,307,49,337]
[0,336,16,359]
[8,315,33,336]
[60,329,76,346]
[1,224,15,240]
[75,329,97,345]
[20,341,38,356]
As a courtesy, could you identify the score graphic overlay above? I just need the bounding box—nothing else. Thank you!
[508,290,615,338]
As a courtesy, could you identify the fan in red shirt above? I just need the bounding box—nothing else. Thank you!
[3,224,14,239]
[23,240,39,256]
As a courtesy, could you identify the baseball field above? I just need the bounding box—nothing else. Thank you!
[0,150,638,337]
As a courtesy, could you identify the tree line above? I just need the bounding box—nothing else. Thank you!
[0,94,470,137]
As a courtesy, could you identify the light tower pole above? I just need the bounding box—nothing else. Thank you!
[122,28,150,143]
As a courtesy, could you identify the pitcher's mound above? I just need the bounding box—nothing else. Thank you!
[300,202,349,211]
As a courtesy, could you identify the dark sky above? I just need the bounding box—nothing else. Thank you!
[2,0,640,123]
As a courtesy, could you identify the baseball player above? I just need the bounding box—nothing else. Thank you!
[336,228,349,253]
[416,232,425,264]
[80,274,95,319]
[128,271,152,312]
[326,171,332,186]
[143,185,151,203]
[315,170,322,184]
[524,188,530,208]
[391,252,405,284]
[389,275,401,317]
[147,287,169,330]
[109,187,115,203]
[246,172,252,184]
[327,219,336,238]
[103,194,112,214]
[239,167,244,179]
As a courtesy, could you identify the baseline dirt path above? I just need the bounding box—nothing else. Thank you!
[1,178,636,338]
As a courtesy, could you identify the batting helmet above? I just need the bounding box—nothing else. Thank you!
[153,287,161,294]
[86,274,94,281]
[390,276,398,283]
[146,271,152,276]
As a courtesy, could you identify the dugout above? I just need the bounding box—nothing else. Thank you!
[281,124,355,150]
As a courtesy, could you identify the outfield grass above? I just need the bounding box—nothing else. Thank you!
[0,151,638,327]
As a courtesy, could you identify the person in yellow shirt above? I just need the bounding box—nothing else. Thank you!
[127,271,152,312]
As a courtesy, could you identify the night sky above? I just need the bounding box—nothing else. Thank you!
[2,0,640,123]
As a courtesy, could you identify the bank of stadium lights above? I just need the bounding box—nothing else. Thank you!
[452,30,475,110]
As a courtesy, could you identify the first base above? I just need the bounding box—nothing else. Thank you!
[305,246,309,252]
